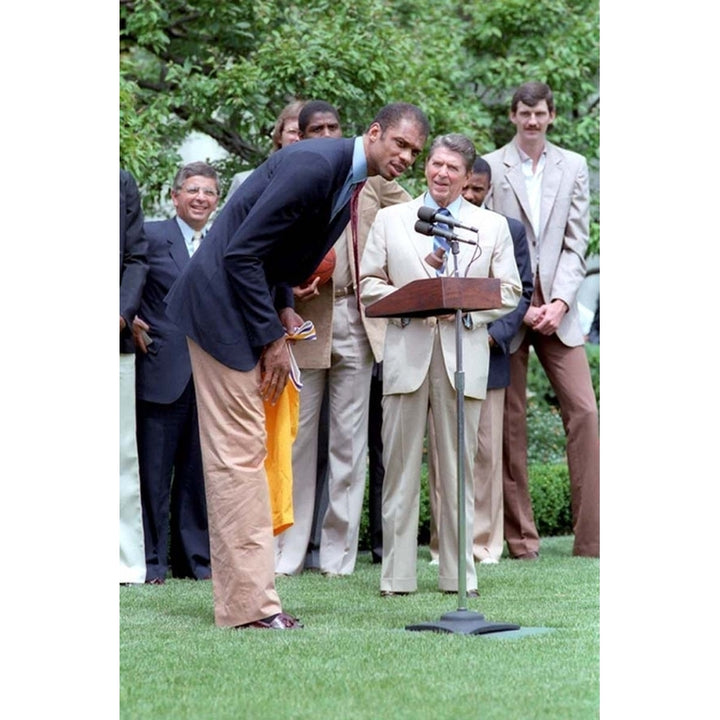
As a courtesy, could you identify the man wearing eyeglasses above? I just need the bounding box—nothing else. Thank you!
[132,161,220,584]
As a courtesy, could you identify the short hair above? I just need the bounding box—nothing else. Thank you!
[471,157,492,180]
[172,161,219,193]
[427,133,476,173]
[271,100,306,151]
[510,82,555,113]
[298,101,341,133]
[369,102,430,139]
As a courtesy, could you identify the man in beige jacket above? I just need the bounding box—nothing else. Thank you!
[360,133,521,595]
[483,81,599,558]
[275,102,411,576]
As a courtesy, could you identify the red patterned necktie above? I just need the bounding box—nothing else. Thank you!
[349,181,367,313]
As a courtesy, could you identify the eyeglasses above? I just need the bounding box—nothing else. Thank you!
[181,186,219,198]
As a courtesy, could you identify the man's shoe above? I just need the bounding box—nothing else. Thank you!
[239,612,303,630]
[380,590,409,597]
[443,589,479,598]
[145,578,165,585]
[513,551,539,560]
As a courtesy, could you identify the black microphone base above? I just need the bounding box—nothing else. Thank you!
[406,609,520,636]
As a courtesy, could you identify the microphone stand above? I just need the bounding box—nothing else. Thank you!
[406,236,520,635]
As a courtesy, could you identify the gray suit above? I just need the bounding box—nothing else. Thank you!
[483,139,599,558]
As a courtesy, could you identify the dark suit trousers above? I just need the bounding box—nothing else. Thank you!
[137,380,211,580]
[503,332,600,558]
[367,362,384,563]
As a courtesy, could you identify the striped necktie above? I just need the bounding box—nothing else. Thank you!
[433,208,452,275]
[190,231,202,256]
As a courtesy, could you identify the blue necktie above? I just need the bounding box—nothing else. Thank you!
[433,208,452,275]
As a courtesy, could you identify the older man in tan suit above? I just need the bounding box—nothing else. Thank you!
[275,101,411,576]
[483,81,599,558]
[360,133,521,596]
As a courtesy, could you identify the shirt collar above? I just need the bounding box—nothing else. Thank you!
[423,192,463,218]
[515,141,547,165]
[351,135,368,184]
[175,215,197,243]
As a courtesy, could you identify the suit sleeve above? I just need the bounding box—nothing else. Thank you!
[120,171,148,327]
[223,152,337,347]
[487,219,533,354]
[359,208,395,307]
[467,218,521,326]
[550,156,589,307]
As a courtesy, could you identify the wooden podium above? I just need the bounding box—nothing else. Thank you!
[364,277,501,319]
[364,276,521,636]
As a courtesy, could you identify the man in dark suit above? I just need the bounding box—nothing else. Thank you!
[462,158,534,563]
[132,161,219,584]
[164,103,430,630]
[120,169,148,585]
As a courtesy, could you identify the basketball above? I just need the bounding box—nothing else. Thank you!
[301,247,336,288]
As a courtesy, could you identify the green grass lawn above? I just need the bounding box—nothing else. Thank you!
[120,536,598,719]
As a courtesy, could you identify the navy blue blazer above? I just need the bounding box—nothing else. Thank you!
[135,218,194,404]
[120,169,148,354]
[486,215,534,389]
[165,137,356,371]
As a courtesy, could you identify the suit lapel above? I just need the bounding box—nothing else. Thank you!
[538,142,563,243]
[502,144,534,241]
[406,197,436,278]
[167,218,190,271]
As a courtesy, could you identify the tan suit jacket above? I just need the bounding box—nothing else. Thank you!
[359,195,522,400]
[483,140,589,350]
[292,176,411,368]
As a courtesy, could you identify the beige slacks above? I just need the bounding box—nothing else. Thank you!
[187,339,281,627]
[120,353,146,584]
[429,387,505,563]
[381,331,479,593]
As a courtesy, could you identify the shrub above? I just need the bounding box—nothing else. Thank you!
[528,463,573,536]
[356,344,598,549]
[358,460,573,549]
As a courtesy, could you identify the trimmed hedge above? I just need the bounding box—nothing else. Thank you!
[357,460,572,550]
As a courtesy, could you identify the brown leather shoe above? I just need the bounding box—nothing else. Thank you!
[239,612,303,630]
[513,551,539,560]
[145,578,165,585]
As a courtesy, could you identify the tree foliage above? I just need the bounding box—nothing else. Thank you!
[120,0,599,254]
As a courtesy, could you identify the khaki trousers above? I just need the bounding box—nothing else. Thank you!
[187,339,281,627]
[275,296,373,575]
[472,387,505,561]
[382,331,479,593]
[429,388,505,564]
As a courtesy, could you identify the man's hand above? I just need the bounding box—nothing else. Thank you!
[532,299,568,336]
[260,336,291,405]
[279,307,304,336]
[293,278,321,301]
[524,306,543,328]
[120,316,126,332]
[132,316,152,353]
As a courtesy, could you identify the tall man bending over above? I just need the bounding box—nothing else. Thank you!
[165,103,430,629]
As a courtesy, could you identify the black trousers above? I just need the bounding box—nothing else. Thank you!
[136,380,211,580]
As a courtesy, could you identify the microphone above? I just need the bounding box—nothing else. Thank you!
[417,206,479,233]
[414,220,476,246]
